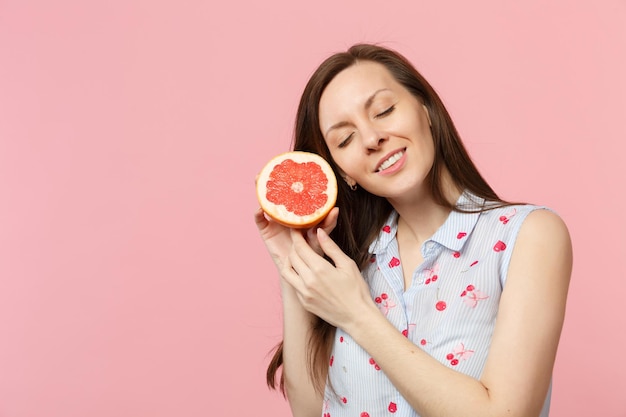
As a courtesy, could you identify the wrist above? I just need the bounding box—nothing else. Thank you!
[342,299,382,338]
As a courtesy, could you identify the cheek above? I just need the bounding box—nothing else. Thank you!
[330,153,360,178]
[333,156,352,174]
[411,119,435,149]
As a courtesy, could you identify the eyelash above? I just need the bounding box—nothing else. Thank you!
[375,105,395,118]
[338,133,354,148]
[337,105,395,148]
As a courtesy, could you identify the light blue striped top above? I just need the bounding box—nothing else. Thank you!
[323,191,551,417]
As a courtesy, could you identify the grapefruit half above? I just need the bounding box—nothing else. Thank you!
[256,151,338,228]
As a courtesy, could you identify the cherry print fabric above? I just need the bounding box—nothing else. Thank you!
[323,192,553,417]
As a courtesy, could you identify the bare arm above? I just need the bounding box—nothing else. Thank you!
[255,207,339,417]
[285,209,572,417]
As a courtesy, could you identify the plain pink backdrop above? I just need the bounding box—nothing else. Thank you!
[1,0,624,416]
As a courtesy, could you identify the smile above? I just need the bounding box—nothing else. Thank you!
[376,150,405,172]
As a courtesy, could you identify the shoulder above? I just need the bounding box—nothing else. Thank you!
[516,209,572,256]
[479,203,568,237]
[508,208,573,288]
[473,204,572,282]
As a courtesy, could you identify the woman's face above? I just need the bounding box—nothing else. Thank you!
[318,61,435,202]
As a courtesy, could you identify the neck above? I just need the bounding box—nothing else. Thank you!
[389,168,461,244]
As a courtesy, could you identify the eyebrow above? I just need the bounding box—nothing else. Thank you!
[324,88,391,137]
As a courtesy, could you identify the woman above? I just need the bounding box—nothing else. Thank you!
[255,44,572,417]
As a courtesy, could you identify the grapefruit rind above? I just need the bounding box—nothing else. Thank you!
[256,151,338,228]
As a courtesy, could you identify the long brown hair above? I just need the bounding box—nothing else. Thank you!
[266,43,507,395]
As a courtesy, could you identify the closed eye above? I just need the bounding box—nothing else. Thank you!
[375,105,395,118]
[338,132,354,148]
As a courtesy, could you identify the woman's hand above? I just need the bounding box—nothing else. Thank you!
[254,202,340,417]
[254,207,339,271]
[281,227,376,330]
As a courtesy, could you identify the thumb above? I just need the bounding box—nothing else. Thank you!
[316,227,351,267]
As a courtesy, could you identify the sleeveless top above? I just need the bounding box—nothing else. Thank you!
[322,191,551,417]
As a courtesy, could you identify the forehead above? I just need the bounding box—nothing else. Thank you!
[320,61,400,109]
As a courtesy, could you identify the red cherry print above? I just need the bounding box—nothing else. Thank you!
[340,336,344,343]
[503,219,509,224]
[370,256,376,263]
[493,240,507,252]
[342,397,347,404]
[383,225,391,233]
[451,359,459,366]
[420,339,427,346]
[436,301,447,311]
[402,329,409,337]
[388,402,398,413]
[453,251,461,258]
[460,290,467,297]
[499,215,506,221]
[470,260,478,267]
[329,355,334,366]
[360,413,370,417]
[425,278,431,285]
[457,232,467,239]
[375,297,382,304]
[431,275,438,282]
[466,284,475,291]
[369,357,382,370]
[446,353,454,360]
[381,293,388,300]
[388,257,400,268]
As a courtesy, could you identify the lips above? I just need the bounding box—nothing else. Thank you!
[376,148,406,172]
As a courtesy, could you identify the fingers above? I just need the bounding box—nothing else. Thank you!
[306,227,323,255]
[285,231,331,303]
[292,227,351,272]
[304,207,339,255]
[290,228,318,267]
[279,256,306,294]
[319,207,339,234]
[287,240,310,277]
[316,228,350,267]
[254,207,269,229]
[292,228,340,275]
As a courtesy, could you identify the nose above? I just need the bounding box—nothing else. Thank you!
[367,137,385,151]
[361,124,387,151]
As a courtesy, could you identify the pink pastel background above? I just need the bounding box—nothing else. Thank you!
[1,0,624,416]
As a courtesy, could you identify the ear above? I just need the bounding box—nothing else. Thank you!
[422,104,432,127]
[343,175,357,188]
[336,166,355,188]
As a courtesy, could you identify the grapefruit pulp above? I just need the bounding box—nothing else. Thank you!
[256,151,338,228]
